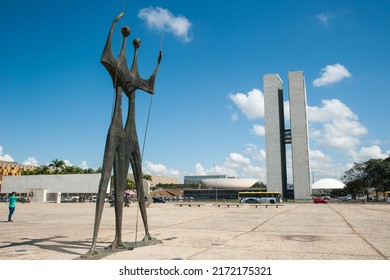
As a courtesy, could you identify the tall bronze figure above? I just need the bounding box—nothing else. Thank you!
[83,12,162,258]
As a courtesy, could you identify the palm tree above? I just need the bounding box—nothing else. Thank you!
[143,173,152,182]
[35,165,50,175]
[49,159,65,173]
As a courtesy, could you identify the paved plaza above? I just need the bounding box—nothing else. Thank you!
[0,201,389,260]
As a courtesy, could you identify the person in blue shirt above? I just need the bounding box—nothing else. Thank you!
[8,191,19,222]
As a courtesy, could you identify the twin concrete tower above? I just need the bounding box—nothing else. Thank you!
[264,71,312,201]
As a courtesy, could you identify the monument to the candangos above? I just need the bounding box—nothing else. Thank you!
[83,12,162,258]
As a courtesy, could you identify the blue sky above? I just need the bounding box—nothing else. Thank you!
[1,0,389,183]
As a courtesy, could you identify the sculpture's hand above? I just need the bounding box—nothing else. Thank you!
[114,12,124,22]
[157,51,162,65]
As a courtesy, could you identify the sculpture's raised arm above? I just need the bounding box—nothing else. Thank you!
[101,12,124,68]
[139,50,162,94]
[129,38,162,94]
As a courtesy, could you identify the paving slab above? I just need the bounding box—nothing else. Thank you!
[0,202,389,260]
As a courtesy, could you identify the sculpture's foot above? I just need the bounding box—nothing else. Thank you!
[138,234,161,246]
[80,248,99,259]
[143,234,156,242]
[105,241,134,251]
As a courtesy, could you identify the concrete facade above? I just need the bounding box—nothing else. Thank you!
[264,74,288,195]
[264,71,311,200]
[2,174,110,202]
[288,71,312,200]
[0,161,37,192]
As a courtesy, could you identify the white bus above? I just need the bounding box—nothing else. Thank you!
[238,191,282,204]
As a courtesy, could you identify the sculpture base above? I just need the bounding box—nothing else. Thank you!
[79,239,162,260]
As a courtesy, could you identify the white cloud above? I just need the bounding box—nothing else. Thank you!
[313,63,352,87]
[348,145,388,163]
[0,146,14,162]
[226,153,251,166]
[23,157,39,166]
[316,12,334,26]
[309,149,345,180]
[228,89,264,120]
[194,163,207,175]
[308,99,356,123]
[230,112,239,122]
[78,161,89,169]
[307,99,367,150]
[310,149,328,160]
[190,145,266,181]
[244,143,266,162]
[144,160,180,177]
[242,165,264,181]
[250,124,265,136]
[138,7,192,43]
[284,100,291,121]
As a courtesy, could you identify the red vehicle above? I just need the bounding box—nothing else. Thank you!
[313,197,328,204]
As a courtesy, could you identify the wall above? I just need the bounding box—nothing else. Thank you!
[2,174,110,202]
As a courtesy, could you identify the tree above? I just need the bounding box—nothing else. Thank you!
[126,179,135,190]
[21,159,102,176]
[344,179,367,199]
[143,174,152,182]
[49,159,65,173]
[365,158,390,199]
[34,165,50,175]
[341,161,369,198]
[342,157,390,200]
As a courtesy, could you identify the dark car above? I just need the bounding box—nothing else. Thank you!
[108,196,115,206]
[0,196,7,202]
[313,197,328,204]
[152,196,165,203]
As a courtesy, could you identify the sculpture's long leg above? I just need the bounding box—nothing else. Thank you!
[82,132,117,257]
[108,144,130,250]
[130,146,153,241]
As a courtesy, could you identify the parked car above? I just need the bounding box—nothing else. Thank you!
[108,196,115,206]
[152,196,165,203]
[313,197,328,204]
[339,194,352,201]
[0,196,7,202]
[240,197,262,204]
[18,196,30,203]
[91,196,109,203]
[64,196,79,203]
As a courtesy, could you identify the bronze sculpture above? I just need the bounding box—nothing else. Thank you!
[83,12,162,258]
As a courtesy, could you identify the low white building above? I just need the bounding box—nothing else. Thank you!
[2,174,110,203]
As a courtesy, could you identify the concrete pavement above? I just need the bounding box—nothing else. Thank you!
[0,201,389,260]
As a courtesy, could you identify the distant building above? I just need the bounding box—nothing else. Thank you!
[184,175,227,185]
[127,174,178,187]
[0,161,37,193]
[264,71,312,201]
[2,174,109,202]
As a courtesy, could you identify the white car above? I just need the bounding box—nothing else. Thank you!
[91,196,108,202]
[64,196,79,203]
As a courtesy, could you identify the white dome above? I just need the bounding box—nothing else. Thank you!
[202,178,258,189]
[312,178,345,189]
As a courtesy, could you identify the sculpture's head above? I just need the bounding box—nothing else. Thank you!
[133,38,141,49]
[121,26,131,37]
